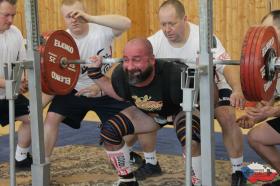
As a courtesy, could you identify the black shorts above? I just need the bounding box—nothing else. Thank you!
[216,88,232,107]
[48,90,132,129]
[0,94,29,126]
[267,117,280,133]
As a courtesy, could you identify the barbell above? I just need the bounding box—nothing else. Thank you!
[39,30,80,95]
[39,27,280,101]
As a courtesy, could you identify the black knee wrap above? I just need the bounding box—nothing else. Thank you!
[175,114,200,146]
[100,113,135,145]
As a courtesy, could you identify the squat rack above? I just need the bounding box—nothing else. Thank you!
[5,0,215,185]
[182,0,216,186]
[198,0,216,185]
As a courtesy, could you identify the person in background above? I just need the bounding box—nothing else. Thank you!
[0,0,32,170]
[42,0,136,165]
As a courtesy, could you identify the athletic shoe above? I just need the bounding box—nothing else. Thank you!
[134,161,162,180]
[231,170,247,186]
[129,151,143,166]
[15,152,33,170]
[113,177,139,186]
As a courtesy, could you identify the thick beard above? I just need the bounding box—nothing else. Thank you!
[126,65,153,85]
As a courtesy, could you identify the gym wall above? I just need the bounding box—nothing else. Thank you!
[13,0,280,59]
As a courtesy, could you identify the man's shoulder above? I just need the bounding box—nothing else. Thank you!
[8,25,22,35]
[148,30,164,41]
[112,63,124,79]
[3,26,23,41]
[188,22,199,38]
[148,30,167,55]
[189,22,199,29]
[111,63,128,98]
[156,60,185,74]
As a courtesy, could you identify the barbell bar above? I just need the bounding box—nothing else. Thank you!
[60,58,241,66]
[59,55,280,68]
[39,26,280,101]
[60,58,124,67]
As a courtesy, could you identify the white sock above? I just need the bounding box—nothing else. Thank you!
[106,143,132,176]
[15,145,30,161]
[230,156,243,173]
[144,151,157,165]
[192,156,202,185]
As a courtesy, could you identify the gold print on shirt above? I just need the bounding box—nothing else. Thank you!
[132,95,163,112]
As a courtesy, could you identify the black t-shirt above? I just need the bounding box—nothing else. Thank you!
[111,60,184,116]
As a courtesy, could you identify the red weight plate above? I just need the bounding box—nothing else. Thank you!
[40,30,80,95]
[40,33,55,94]
[253,26,279,101]
[252,26,266,101]
[39,46,51,94]
[248,27,264,100]
[240,26,260,100]
[40,32,62,95]
[39,37,60,95]
[241,26,257,100]
[240,27,253,99]
[38,45,52,94]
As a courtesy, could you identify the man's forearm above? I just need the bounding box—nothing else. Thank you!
[88,15,131,33]
[223,65,242,92]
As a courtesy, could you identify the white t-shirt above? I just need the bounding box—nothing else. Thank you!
[0,25,26,99]
[148,22,231,89]
[67,23,114,92]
